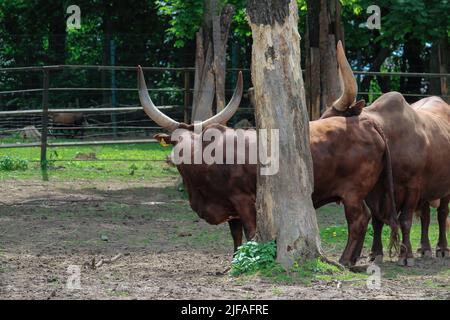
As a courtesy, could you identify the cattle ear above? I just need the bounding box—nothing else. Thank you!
[350,100,366,115]
[154,134,176,147]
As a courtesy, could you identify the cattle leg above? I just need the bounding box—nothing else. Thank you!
[418,203,433,258]
[228,220,243,253]
[436,197,450,258]
[370,216,385,264]
[340,200,371,267]
[241,206,256,242]
[353,204,371,260]
[231,197,256,242]
[398,193,419,267]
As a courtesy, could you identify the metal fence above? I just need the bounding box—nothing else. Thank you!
[0,65,255,180]
[0,65,449,180]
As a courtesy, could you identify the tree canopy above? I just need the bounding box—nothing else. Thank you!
[0,0,448,109]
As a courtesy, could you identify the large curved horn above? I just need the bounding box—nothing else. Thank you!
[332,41,358,111]
[199,71,243,127]
[138,66,180,131]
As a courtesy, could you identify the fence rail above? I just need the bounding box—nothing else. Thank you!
[0,106,178,116]
[0,138,157,149]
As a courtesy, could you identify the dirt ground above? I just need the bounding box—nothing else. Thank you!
[0,178,449,300]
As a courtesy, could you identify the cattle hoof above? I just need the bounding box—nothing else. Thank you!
[418,250,433,258]
[338,258,354,268]
[371,255,383,265]
[406,258,415,267]
[397,258,407,266]
[436,249,450,259]
[397,257,414,267]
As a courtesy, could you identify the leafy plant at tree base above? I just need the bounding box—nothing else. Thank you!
[231,241,277,276]
[231,240,344,284]
[0,156,28,172]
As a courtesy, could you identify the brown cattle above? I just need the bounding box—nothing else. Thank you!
[51,112,85,138]
[320,41,450,266]
[138,66,398,266]
[139,66,256,252]
[411,97,450,258]
[52,112,84,125]
[310,116,398,266]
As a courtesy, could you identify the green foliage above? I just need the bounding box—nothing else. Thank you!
[1,0,448,112]
[368,78,382,103]
[0,156,28,171]
[231,241,277,276]
[230,240,343,284]
[156,0,204,48]
[230,240,347,285]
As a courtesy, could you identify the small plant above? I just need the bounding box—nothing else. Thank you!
[129,163,138,175]
[231,240,346,284]
[0,156,29,171]
[291,258,341,277]
[231,241,277,276]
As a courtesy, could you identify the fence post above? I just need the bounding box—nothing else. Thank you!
[41,68,50,181]
[184,70,190,124]
[110,40,118,137]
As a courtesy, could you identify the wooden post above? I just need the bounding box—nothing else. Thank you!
[40,69,50,181]
[184,70,190,124]
[438,40,449,103]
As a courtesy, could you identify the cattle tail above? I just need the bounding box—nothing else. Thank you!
[371,121,400,256]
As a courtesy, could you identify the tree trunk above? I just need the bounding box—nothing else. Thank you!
[305,0,343,120]
[191,1,235,121]
[46,1,66,65]
[430,37,449,103]
[101,1,112,107]
[247,0,322,269]
[360,45,391,93]
[401,37,424,103]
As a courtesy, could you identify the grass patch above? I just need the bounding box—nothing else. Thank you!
[0,139,177,180]
[0,156,29,171]
[317,203,446,256]
[107,289,131,298]
[259,258,358,285]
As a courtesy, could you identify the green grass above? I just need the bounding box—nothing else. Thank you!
[230,205,448,285]
[0,137,177,180]
[318,205,442,255]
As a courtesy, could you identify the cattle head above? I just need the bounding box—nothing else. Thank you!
[320,41,366,119]
[137,66,243,163]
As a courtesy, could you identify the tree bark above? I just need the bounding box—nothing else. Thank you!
[401,37,424,103]
[192,1,235,121]
[305,0,343,119]
[360,45,391,93]
[101,0,112,107]
[430,37,449,102]
[247,0,322,268]
[46,1,66,65]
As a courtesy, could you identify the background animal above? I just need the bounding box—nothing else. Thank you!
[50,112,85,138]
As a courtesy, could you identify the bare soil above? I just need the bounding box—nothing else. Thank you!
[0,179,449,300]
